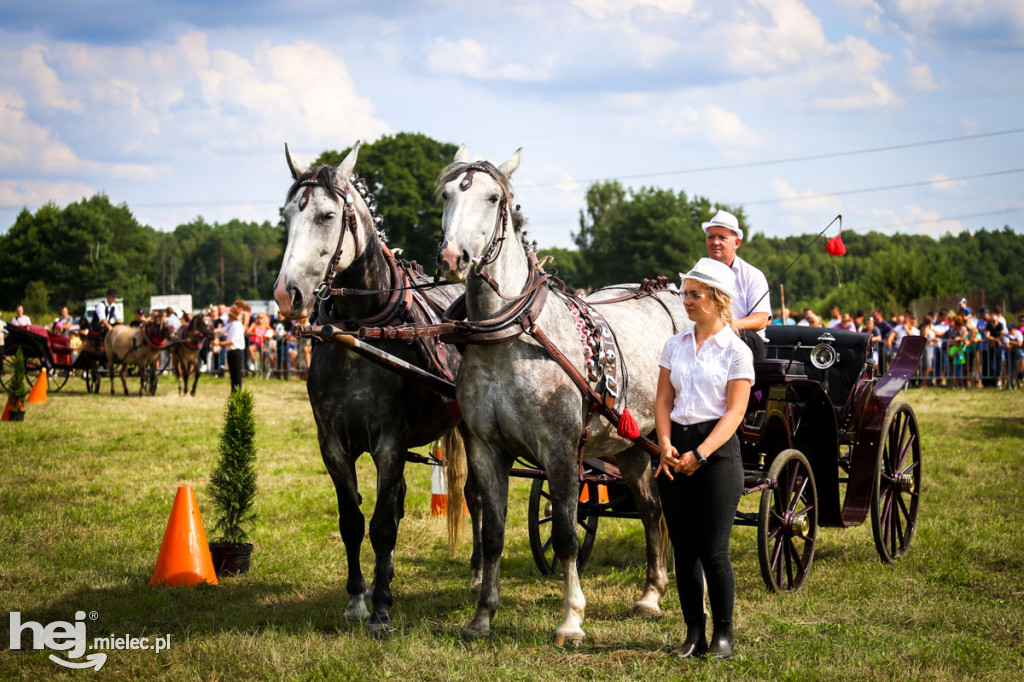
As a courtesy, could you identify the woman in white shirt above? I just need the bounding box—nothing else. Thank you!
[214,305,246,392]
[655,258,754,660]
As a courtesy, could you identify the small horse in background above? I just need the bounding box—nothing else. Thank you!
[105,314,173,396]
[273,141,467,636]
[172,314,215,396]
[435,146,690,644]
[74,330,107,394]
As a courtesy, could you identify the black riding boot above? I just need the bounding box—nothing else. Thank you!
[707,620,734,659]
[671,617,708,658]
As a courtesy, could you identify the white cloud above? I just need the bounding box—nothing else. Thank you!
[866,203,965,236]
[615,99,760,148]
[18,44,80,112]
[425,38,551,81]
[904,49,941,91]
[0,178,94,210]
[0,88,81,171]
[571,0,696,20]
[928,174,969,195]
[772,178,844,214]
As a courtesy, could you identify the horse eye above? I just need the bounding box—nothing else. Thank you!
[321,211,336,223]
[488,194,499,204]
[441,190,448,200]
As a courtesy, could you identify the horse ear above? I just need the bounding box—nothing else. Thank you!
[454,144,471,164]
[285,143,307,179]
[498,148,522,178]
[337,140,361,184]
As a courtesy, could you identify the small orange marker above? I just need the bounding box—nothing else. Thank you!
[150,485,218,587]
[26,368,47,404]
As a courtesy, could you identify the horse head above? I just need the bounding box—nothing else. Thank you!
[435,145,521,283]
[274,142,379,319]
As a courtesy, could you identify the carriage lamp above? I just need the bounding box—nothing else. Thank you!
[810,333,839,370]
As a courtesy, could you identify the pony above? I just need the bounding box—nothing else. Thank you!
[171,314,215,396]
[104,315,173,396]
[73,329,107,394]
[435,146,690,644]
[272,142,468,637]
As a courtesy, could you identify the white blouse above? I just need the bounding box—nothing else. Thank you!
[659,325,755,425]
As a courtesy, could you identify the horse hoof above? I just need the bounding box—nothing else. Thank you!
[632,601,661,618]
[552,631,585,648]
[344,599,370,622]
[365,616,393,640]
[461,626,490,641]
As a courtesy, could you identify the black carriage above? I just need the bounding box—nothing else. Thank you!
[0,324,78,393]
[524,326,924,592]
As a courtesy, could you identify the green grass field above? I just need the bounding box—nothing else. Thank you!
[1,374,1022,680]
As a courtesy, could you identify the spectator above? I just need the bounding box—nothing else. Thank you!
[213,304,245,392]
[246,311,272,373]
[837,313,857,332]
[1007,315,1024,389]
[984,308,1005,387]
[826,305,842,329]
[948,315,969,389]
[932,310,951,385]
[271,310,293,378]
[10,304,31,326]
[854,310,866,329]
[796,307,816,327]
[771,307,796,325]
[164,307,182,333]
[966,319,984,388]
[130,308,147,328]
[863,317,882,369]
[920,316,936,387]
[52,306,73,335]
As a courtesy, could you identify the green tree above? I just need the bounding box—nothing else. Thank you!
[313,132,459,265]
[209,389,258,545]
[21,281,50,319]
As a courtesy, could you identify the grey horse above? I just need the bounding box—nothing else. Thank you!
[435,146,691,644]
[273,142,467,637]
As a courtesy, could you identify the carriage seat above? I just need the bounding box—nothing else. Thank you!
[764,326,870,409]
[754,358,806,379]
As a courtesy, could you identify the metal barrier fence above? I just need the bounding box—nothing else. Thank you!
[875,336,1023,388]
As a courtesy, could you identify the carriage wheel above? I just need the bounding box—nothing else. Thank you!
[48,368,71,392]
[758,448,818,592]
[528,478,599,576]
[870,401,921,563]
[1,350,43,393]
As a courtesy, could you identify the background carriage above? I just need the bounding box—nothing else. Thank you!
[524,325,925,592]
[0,324,78,393]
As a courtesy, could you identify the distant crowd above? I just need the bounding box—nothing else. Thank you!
[772,300,1024,389]
[0,300,313,380]
[3,298,1023,388]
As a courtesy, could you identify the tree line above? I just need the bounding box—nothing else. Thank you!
[1,133,1021,321]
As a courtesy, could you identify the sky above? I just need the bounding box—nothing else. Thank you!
[1,0,1023,253]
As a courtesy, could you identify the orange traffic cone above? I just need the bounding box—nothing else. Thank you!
[1,397,16,421]
[430,464,448,516]
[26,368,47,404]
[150,485,218,587]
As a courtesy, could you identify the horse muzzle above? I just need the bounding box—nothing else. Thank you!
[438,242,470,282]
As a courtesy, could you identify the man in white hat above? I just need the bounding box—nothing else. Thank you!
[702,209,771,359]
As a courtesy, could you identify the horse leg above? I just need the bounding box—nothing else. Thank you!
[461,440,511,641]
[320,436,369,622]
[190,361,200,396]
[463,467,484,594]
[547,452,588,646]
[119,362,130,395]
[149,358,159,395]
[616,448,669,617]
[365,444,408,638]
[175,357,184,396]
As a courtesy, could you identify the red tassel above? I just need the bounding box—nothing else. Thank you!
[826,234,846,256]
[617,408,640,439]
[449,400,462,420]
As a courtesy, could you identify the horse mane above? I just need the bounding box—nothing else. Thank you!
[433,160,528,240]
[286,166,387,243]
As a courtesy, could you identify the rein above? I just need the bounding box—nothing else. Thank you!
[294,165,360,304]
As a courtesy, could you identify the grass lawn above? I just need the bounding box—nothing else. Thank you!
[1,374,1022,680]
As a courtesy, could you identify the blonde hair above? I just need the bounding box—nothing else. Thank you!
[685,279,733,327]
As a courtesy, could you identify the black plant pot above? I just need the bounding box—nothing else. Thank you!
[8,410,25,422]
[209,542,253,577]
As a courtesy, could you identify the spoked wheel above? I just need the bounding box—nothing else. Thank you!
[758,448,818,592]
[871,400,921,563]
[528,478,599,576]
[0,350,43,393]
[48,368,71,392]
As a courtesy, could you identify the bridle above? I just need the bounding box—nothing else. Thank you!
[291,165,361,303]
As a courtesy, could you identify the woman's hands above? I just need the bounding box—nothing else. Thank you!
[655,445,699,480]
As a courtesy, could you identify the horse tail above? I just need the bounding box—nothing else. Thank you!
[441,426,467,550]
[658,512,670,569]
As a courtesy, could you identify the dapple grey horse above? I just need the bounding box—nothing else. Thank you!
[273,142,468,637]
[435,146,690,644]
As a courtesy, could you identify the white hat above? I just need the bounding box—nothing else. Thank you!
[680,257,738,301]
[701,209,742,240]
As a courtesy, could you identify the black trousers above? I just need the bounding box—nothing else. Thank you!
[227,349,244,392]
[656,419,743,624]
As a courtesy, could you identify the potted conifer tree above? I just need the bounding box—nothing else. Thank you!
[208,388,258,576]
[3,349,30,422]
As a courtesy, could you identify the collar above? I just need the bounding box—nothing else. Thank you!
[681,324,732,349]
